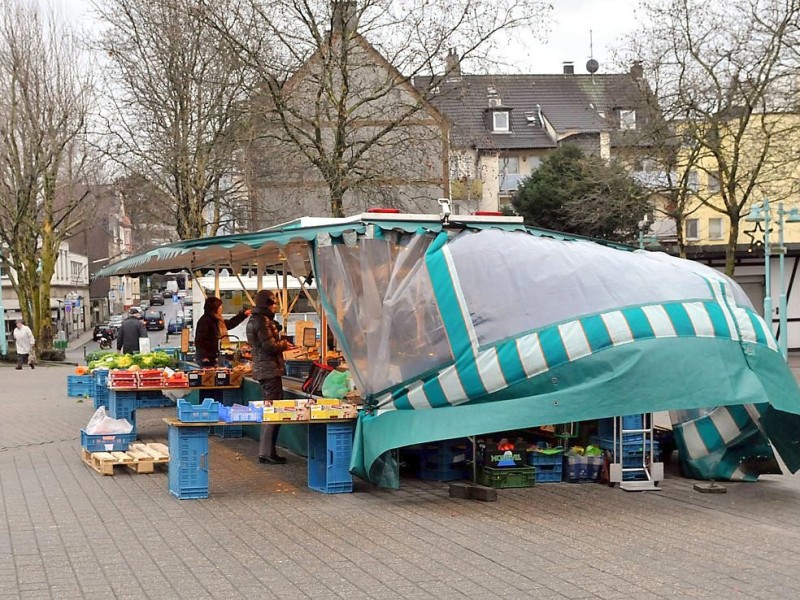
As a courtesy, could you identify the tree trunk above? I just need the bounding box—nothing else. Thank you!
[329,183,345,218]
[725,218,739,277]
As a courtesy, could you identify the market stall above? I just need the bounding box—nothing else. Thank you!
[91,209,800,491]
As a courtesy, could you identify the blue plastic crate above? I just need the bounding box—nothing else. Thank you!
[135,390,175,409]
[177,398,220,423]
[597,415,646,439]
[528,451,564,483]
[219,404,262,423]
[213,424,243,438]
[108,391,137,431]
[589,435,659,456]
[93,370,110,388]
[80,429,136,452]
[418,462,467,482]
[308,423,354,493]
[168,426,209,500]
[67,375,95,398]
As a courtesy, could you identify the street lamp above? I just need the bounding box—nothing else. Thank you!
[744,198,800,360]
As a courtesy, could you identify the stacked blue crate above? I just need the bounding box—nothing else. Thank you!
[168,426,210,500]
[597,414,645,440]
[67,375,94,398]
[93,370,110,409]
[589,435,660,481]
[418,439,470,481]
[528,450,564,483]
[108,391,138,432]
[307,423,354,493]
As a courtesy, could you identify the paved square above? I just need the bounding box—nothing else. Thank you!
[1,361,800,599]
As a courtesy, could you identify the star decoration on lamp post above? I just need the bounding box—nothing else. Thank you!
[744,221,770,254]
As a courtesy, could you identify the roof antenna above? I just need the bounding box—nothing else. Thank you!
[586,30,599,78]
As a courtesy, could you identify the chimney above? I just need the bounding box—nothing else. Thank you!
[445,48,461,78]
[563,62,575,75]
[331,1,358,37]
[630,60,643,80]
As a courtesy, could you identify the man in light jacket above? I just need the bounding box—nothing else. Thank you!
[13,319,35,370]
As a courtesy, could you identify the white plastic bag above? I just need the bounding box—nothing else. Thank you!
[85,406,133,434]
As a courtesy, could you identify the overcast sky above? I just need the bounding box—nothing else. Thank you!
[57,0,641,75]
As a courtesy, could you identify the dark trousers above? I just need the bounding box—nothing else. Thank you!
[258,377,283,457]
[16,353,29,369]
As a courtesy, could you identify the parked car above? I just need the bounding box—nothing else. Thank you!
[149,292,164,305]
[108,315,124,335]
[144,310,165,331]
[93,322,116,342]
[167,318,188,334]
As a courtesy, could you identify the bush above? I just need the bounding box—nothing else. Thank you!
[39,349,66,362]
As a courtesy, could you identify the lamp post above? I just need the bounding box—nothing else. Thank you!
[745,199,800,360]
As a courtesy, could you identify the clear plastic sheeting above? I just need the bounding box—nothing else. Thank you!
[316,231,452,397]
[448,229,718,347]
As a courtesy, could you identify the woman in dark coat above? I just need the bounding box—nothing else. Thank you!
[194,296,249,367]
[246,290,292,464]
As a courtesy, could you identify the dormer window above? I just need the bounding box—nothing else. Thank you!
[620,109,636,130]
[493,110,510,132]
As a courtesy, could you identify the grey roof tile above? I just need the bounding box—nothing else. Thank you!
[417,73,647,151]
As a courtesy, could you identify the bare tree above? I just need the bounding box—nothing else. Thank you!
[630,0,800,275]
[0,1,95,351]
[96,0,256,240]
[202,0,548,220]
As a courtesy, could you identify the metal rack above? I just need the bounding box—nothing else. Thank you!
[608,413,664,492]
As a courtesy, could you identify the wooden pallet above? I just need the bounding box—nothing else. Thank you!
[82,443,170,476]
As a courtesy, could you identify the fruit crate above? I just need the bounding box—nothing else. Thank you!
[479,443,528,469]
[219,404,262,423]
[168,426,209,500]
[177,398,220,423]
[80,429,136,453]
[417,439,471,481]
[477,466,536,489]
[307,423,354,493]
[528,450,564,483]
[563,455,604,483]
[67,375,95,398]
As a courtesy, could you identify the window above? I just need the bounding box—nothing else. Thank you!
[492,110,510,132]
[708,171,720,193]
[686,219,699,240]
[687,170,699,192]
[620,109,636,130]
[499,156,521,194]
[708,218,724,240]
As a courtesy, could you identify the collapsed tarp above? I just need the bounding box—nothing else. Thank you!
[311,227,800,486]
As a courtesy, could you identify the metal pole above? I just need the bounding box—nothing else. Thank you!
[0,252,6,356]
[779,202,788,360]
[763,198,772,334]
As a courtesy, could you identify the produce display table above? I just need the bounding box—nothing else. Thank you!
[108,386,243,432]
[163,417,356,499]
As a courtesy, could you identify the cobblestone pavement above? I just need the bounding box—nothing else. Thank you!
[2,361,800,599]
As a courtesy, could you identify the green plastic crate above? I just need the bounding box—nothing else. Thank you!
[477,466,536,489]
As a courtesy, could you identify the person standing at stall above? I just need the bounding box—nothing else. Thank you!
[194,296,250,368]
[13,319,35,370]
[117,307,148,354]
[247,290,291,464]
